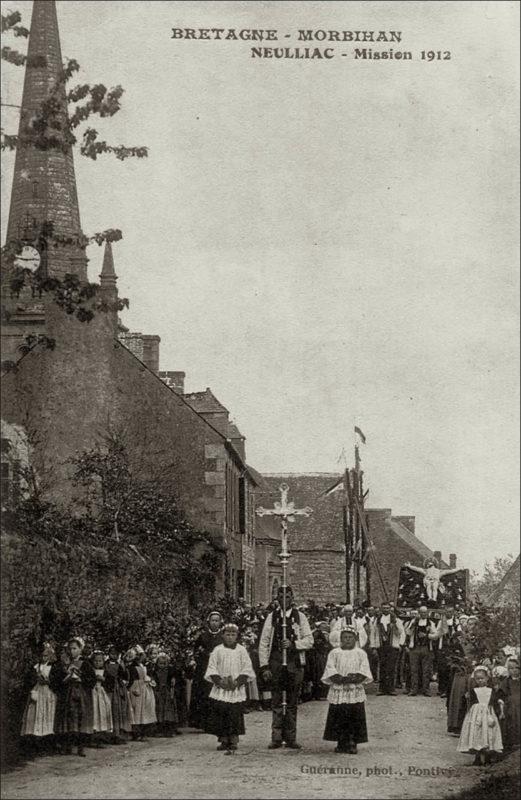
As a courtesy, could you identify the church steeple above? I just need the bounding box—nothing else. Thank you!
[5,0,87,281]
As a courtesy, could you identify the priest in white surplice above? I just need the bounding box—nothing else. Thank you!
[321,627,373,754]
[329,604,368,649]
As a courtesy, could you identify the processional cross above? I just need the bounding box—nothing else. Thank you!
[256,484,313,715]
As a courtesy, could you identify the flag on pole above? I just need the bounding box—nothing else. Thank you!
[354,426,366,444]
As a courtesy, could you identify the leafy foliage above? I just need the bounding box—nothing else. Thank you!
[466,605,520,663]
[0,437,225,769]
[470,554,516,602]
[446,606,520,675]
[1,12,148,161]
[1,10,29,38]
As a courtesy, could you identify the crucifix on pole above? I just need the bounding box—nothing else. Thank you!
[256,483,312,717]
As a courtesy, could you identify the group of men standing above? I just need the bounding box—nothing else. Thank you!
[332,601,449,697]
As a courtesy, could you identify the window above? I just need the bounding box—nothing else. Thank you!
[236,569,245,600]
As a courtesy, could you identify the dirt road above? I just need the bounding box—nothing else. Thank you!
[1,690,514,799]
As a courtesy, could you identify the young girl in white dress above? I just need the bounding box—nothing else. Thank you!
[20,642,59,753]
[458,665,503,765]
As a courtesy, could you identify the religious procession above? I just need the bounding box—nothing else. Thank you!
[1,2,519,800]
[13,590,521,762]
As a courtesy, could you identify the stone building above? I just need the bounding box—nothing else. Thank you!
[181,387,256,601]
[257,473,348,605]
[0,0,258,596]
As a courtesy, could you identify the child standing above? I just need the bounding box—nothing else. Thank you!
[91,651,113,746]
[498,658,520,752]
[104,645,133,743]
[146,644,160,669]
[204,623,255,754]
[54,637,96,756]
[458,665,503,765]
[321,627,373,754]
[20,642,59,755]
[150,652,180,737]
[128,645,157,741]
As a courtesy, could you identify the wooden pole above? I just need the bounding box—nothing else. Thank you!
[354,495,390,602]
[343,468,350,603]
[280,517,289,717]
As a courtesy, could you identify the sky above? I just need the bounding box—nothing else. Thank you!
[1,1,519,575]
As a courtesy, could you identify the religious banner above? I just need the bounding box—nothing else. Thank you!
[396,558,469,609]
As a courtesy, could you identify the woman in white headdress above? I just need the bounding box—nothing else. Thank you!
[128,644,157,740]
[54,637,96,756]
[20,642,59,749]
[189,611,224,730]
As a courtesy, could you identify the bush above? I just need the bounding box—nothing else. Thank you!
[0,462,223,771]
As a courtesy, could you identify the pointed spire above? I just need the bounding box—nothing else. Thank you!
[5,0,87,281]
[100,240,118,333]
[100,241,117,282]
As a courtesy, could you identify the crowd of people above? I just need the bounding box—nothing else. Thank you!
[19,591,520,762]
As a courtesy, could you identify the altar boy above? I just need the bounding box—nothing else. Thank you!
[321,627,373,754]
[204,623,255,754]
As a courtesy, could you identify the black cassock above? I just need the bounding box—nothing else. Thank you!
[306,630,331,700]
[188,629,223,729]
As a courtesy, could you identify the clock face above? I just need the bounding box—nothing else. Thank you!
[14,245,41,272]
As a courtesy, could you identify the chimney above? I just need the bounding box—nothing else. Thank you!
[159,371,185,394]
[118,331,144,361]
[433,550,442,564]
[141,334,160,374]
[449,553,457,568]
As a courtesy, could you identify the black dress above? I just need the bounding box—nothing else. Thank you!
[188,629,223,728]
[498,677,520,750]
[308,631,331,700]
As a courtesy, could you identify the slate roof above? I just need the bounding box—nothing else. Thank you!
[389,518,449,569]
[183,389,229,415]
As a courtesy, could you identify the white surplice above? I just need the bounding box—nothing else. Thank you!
[321,647,373,705]
[204,644,255,704]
